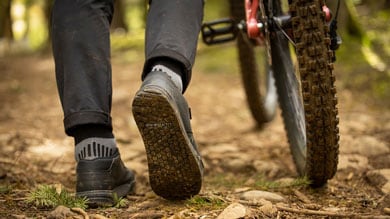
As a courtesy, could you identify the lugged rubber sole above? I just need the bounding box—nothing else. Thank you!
[76,179,135,207]
[132,87,202,200]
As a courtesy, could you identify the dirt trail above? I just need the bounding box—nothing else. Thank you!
[0,55,389,218]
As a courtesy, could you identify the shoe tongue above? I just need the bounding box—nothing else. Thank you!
[75,137,118,161]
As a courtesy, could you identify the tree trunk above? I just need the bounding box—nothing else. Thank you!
[0,0,13,40]
[111,0,128,32]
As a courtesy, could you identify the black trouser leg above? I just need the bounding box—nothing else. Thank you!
[142,0,204,92]
[51,0,114,136]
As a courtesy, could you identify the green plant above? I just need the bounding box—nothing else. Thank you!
[254,176,311,190]
[112,193,129,208]
[0,184,12,194]
[185,195,226,210]
[288,177,311,188]
[26,184,88,210]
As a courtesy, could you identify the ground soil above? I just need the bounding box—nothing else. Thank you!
[0,54,389,218]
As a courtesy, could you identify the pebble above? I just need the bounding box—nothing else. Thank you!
[234,187,252,193]
[366,169,390,194]
[340,135,389,157]
[217,203,247,219]
[337,154,370,170]
[11,215,26,219]
[203,143,239,155]
[259,202,277,216]
[241,190,285,203]
[323,207,341,212]
[384,207,390,215]
[223,158,256,173]
[253,160,281,178]
[47,205,75,219]
[137,200,160,210]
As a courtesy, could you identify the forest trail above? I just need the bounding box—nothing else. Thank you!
[0,55,389,218]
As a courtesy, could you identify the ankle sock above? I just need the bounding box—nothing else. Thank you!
[71,124,117,161]
[75,137,118,161]
[151,61,183,93]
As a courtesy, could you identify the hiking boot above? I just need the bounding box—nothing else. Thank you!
[76,151,136,207]
[132,71,203,200]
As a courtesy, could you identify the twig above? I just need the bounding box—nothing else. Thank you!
[239,200,263,207]
[131,212,164,218]
[293,189,311,204]
[276,205,388,218]
[276,205,350,217]
[71,207,89,219]
[90,214,109,219]
[0,158,15,165]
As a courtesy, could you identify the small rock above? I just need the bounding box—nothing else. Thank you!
[253,160,281,178]
[126,205,139,213]
[217,203,247,219]
[347,172,354,180]
[337,154,370,170]
[48,205,75,219]
[223,158,256,173]
[138,200,160,209]
[203,143,239,155]
[384,207,390,215]
[241,190,285,203]
[11,215,26,219]
[366,169,390,194]
[343,116,371,132]
[234,187,252,193]
[130,211,164,218]
[259,202,277,216]
[90,214,110,219]
[340,136,389,157]
[323,207,341,212]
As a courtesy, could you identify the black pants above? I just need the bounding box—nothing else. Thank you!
[52,0,204,136]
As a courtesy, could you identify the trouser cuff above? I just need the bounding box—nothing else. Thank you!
[64,111,112,136]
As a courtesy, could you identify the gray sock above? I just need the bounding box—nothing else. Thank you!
[75,137,117,161]
[151,64,183,93]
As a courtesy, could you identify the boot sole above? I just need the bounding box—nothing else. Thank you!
[76,179,135,207]
[132,87,202,200]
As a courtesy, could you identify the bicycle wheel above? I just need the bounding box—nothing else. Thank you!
[271,0,339,186]
[229,0,278,127]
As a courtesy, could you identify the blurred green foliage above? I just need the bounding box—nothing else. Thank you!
[335,2,390,108]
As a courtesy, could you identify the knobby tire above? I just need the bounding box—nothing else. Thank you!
[229,0,277,127]
[284,0,339,186]
[230,0,340,186]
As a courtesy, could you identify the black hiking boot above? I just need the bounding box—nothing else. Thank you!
[76,151,136,207]
[132,71,203,200]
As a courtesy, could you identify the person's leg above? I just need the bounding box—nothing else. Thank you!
[52,0,113,135]
[142,0,204,92]
[132,0,204,200]
[51,0,134,206]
